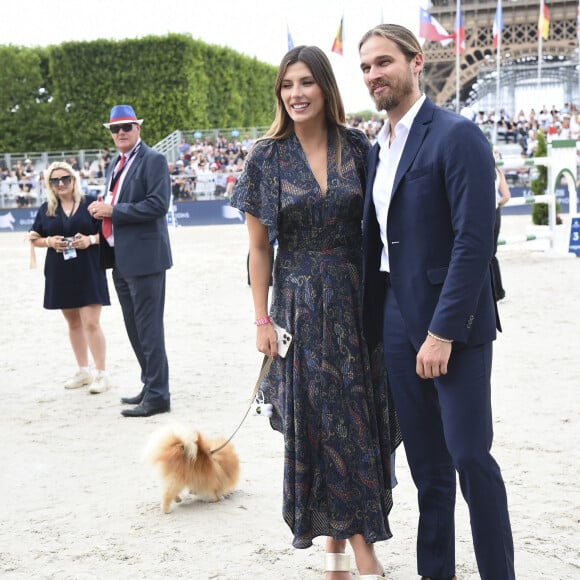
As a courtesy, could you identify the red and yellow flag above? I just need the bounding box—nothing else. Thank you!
[331,17,344,55]
[538,2,550,40]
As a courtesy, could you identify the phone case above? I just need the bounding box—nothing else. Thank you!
[271,321,293,358]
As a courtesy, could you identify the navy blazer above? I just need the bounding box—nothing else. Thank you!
[99,141,173,276]
[362,98,500,351]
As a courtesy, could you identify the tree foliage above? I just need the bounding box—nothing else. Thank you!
[530,129,561,225]
[0,35,277,152]
[0,46,53,151]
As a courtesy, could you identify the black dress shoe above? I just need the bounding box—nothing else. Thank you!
[121,401,170,417]
[120,392,144,405]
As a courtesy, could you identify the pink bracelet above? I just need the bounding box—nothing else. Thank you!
[254,316,271,326]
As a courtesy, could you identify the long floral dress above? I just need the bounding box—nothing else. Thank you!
[231,127,400,549]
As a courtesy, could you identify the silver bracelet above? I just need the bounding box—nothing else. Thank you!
[427,330,453,343]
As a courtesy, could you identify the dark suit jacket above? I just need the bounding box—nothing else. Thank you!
[362,98,499,351]
[99,142,173,276]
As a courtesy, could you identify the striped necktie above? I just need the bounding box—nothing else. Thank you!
[102,154,126,240]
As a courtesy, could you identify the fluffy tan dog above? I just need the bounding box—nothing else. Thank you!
[143,424,240,513]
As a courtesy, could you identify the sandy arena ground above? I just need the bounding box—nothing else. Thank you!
[0,214,578,579]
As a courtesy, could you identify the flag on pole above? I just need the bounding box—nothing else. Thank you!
[454,6,466,55]
[419,8,454,44]
[331,16,344,55]
[538,2,550,40]
[492,1,504,48]
[287,25,294,50]
[577,0,580,43]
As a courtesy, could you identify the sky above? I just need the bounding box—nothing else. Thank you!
[2,0,426,114]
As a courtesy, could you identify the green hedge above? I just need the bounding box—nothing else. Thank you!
[0,34,277,152]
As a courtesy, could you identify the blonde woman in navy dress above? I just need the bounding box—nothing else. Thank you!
[29,161,110,394]
[231,46,400,579]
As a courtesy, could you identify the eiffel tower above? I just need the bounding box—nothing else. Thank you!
[422,0,579,109]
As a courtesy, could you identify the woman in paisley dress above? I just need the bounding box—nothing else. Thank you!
[230,46,400,579]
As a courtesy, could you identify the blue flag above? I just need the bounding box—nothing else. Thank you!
[287,25,294,50]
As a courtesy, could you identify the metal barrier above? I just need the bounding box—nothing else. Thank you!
[497,193,557,246]
[170,173,240,201]
[1,178,106,208]
[498,232,553,246]
[0,180,41,209]
[497,140,577,250]
[154,131,182,164]
[1,150,103,174]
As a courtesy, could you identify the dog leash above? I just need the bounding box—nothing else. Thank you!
[210,355,273,454]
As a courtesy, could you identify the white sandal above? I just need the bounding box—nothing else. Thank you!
[357,575,385,579]
[325,553,351,575]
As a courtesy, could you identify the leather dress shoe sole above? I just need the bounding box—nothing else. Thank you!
[120,393,144,405]
[121,402,170,418]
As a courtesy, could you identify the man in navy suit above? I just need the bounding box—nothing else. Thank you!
[89,104,172,417]
[358,25,514,579]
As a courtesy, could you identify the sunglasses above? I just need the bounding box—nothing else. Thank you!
[109,123,135,134]
[49,175,72,187]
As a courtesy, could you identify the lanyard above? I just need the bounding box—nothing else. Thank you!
[109,146,139,193]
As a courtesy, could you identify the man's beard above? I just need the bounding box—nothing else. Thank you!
[370,73,414,112]
[373,89,398,112]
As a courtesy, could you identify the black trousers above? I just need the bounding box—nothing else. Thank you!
[112,269,170,405]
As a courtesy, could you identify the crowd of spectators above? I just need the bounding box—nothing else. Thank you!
[0,158,39,207]
[458,102,580,158]
[3,105,578,210]
[0,147,113,209]
[349,103,580,187]
[346,113,385,144]
[347,103,580,158]
[167,134,250,200]
[0,134,252,208]
[459,103,580,185]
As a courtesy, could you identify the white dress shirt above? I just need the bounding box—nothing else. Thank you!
[372,95,426,272]
[104,140,141,245]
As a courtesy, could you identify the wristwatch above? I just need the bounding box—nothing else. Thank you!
[89,235,96,245]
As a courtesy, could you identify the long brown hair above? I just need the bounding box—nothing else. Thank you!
[262,45,347,170]
[266,45,346,139]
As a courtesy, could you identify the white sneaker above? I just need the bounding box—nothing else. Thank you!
[64,370,93,390]
[89,373,111,394]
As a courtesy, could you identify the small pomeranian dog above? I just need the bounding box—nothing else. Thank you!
[143,424,240,513]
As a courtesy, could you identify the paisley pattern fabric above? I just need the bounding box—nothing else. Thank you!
[231,127,400,549]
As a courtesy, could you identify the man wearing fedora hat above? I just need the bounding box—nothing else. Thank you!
[89,104,173,418]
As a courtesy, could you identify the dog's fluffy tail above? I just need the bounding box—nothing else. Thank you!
[143,424,200,473]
